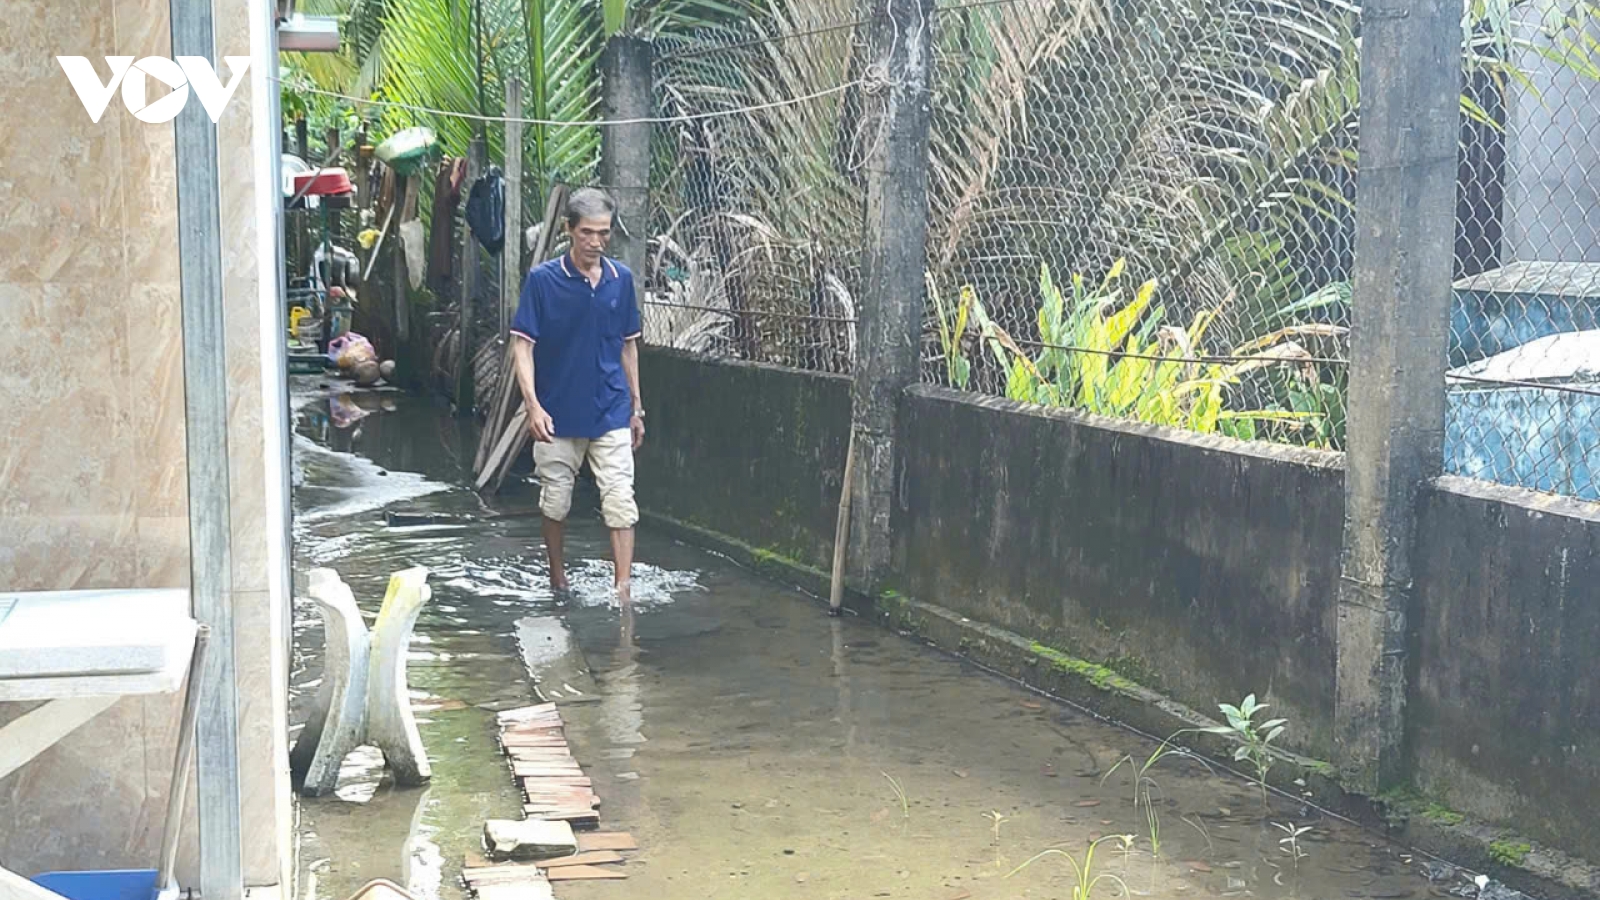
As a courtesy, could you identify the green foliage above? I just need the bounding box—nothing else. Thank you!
[966,261,1326,440]
[1425,803,1466,827]
[1490,839,1533,867]
[1203,694,1288,803]
[929,278,974,389]
[1008,834,1133,900]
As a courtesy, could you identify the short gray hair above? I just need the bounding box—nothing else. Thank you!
[565,188,616,228]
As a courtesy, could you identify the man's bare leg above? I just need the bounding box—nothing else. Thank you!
[543,517,569,591]
[610,527,635,602]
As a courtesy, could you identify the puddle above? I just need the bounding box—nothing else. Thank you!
[290,380,1484,900]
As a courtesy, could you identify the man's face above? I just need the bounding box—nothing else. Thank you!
[569,214,613,266]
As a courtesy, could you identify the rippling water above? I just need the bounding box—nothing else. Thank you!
[290,381,1486,900]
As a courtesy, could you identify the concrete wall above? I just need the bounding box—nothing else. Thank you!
[0,0,291,891]
[637,348,851,568]
[893,386,1346,753]
[1411,476,1600,859]
[640,353,1600,860]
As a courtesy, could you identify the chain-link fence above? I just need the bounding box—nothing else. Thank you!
[646,6,870,374]
[645,0,1600,498]
[1446,4,1600,500]
[922,0,1356,450]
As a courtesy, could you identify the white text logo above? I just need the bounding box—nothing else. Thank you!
[57,56,251,124]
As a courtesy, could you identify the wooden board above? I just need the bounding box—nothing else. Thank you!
[515,775,591,787]
[538,851,624,869]
[544,865,627,882]
[474,407,528,493]
[575,832,638,852]
[511,758,584,769]
[466,851,624,878]
[520,783,597,799]
[474,883,554,900]
[522,806,600,826]
[497,704,561,725]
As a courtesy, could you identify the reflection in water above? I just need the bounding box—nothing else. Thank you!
[595,604,644,753]
[291,380,1485,900]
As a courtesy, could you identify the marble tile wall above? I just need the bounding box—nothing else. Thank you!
[0,0,290,889]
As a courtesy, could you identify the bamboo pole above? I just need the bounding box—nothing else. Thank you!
[828,431,856,616]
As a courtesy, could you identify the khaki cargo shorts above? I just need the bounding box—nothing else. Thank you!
[533,429,638,529]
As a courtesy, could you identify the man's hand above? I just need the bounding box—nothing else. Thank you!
[630,412,645,450]
[529,405,556,443]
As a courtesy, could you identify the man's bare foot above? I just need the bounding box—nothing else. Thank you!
[615,580,632,605]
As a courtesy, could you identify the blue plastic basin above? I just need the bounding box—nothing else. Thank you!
[30,869,161,900]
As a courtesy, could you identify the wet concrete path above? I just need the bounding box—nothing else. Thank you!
[290,381,1476,900]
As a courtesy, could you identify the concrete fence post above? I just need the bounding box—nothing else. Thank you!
[600,35,652,301]
[502,77,524,336]
[1334,0,1463,791]
[848,0,936,589]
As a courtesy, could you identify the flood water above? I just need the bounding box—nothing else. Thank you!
[290,381,1485,900]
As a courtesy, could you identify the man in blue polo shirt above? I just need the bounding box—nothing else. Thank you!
[510,188,646,601]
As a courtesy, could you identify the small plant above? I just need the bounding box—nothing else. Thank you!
[1114,833,1137,876]
[929,278,975,389]
[1104,730,1214,858]
[882,772,909,822]
[1274,821,1312,868]
[1203,694,1287,803]
[1008,835,1132,900]
[984,810,1010,868]
[984,810,1008,843]
[1489,838,1532,867]
[1424,802,1465,826]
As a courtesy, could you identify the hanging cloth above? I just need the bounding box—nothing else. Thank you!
[427,157,468,293]
[464,166,506,254]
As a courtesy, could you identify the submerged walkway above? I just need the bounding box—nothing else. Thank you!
[290,381,1464,900]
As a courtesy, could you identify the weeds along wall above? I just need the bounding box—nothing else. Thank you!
[639,346,1600,861]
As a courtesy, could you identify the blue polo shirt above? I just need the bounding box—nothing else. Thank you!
[510,254,641,439]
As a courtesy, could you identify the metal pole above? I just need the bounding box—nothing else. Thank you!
[158,627,211,889]
[169,0,245,894]
[1333,0,1463,792]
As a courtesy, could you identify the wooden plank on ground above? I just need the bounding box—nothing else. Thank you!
[498,702,560,722]
[575,832,638,852]
[512,761,584,773]
[545,865,626,882]
[523,807,600,826]
[473,880,555,900]
[537,851,624,869]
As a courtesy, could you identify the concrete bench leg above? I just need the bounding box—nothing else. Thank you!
[291,566,433,796]
[291,568,373,797]
[366,567,433,786]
